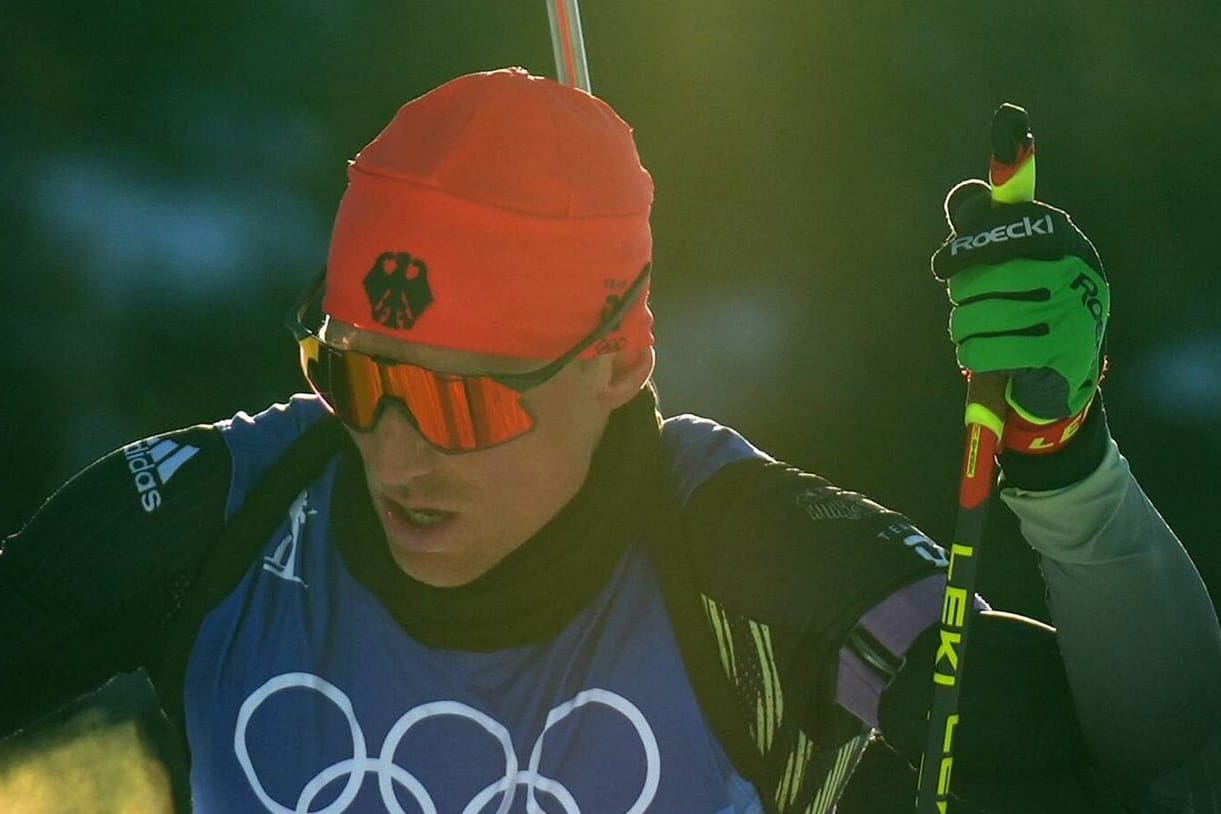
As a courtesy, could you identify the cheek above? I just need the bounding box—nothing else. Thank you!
[525,374,609,463]
[473,376,609,507]
[492,402,602,491]
[459,429,591,545]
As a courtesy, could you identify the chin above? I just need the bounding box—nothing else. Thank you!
[385,535,502,588]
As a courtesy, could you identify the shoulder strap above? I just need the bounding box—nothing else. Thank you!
[149,414,345,732]
[646,479,774,808]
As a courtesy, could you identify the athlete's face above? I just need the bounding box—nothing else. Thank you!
[324,322,653,587]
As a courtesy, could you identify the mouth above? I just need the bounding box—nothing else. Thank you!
[398,505,450,528]
[379,494,457,542]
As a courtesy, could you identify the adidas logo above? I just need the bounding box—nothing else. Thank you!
[123,436,200,513]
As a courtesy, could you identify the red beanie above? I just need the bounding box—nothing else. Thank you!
[325,67,654,360]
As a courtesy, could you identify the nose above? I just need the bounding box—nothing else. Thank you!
[358,400,441,482]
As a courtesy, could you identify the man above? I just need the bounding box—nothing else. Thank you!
[2,67,1219,813]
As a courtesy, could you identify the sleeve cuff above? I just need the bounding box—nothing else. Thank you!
[999,394,1110,491]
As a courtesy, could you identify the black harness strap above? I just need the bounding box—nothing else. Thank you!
[645,481,771,806]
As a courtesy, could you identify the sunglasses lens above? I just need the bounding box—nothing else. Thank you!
[299,340,374,430]
[337,353,384,430]
[299,341,535,451]
[394,368,535,452]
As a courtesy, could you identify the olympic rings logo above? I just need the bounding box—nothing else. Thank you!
[234,672,661,814]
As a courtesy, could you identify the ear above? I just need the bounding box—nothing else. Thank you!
[598,346,656,410]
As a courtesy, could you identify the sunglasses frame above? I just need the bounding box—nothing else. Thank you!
[283,264,651,441]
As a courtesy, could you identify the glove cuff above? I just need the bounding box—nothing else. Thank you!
[1001,390,1097,455]
[999,393,1109,491]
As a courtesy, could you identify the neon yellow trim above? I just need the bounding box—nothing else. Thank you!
[963,403,1004,439]
[990,155,1036,204]
[759,622,782,723]
[754,697,767,753]
[965,424,981,478]
[750,620,779,750]
[791,732,811,805]
[720,607,737,680]
[778,732,812,808]
[701,595,736,682]
[806,734,871,814]
[777,743,799,807]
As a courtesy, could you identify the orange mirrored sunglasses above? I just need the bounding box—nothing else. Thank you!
[285,265,650,453]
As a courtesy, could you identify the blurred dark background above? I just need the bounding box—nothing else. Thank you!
[2,0,1219,811]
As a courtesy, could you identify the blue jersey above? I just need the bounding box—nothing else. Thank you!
[185,397,767,813]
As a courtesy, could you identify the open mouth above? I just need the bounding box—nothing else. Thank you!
[382,495,455,531]
[400,506,450,528]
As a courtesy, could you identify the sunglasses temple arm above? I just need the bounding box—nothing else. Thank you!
[283,268,328,341]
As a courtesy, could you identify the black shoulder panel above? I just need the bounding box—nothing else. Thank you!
[0,425,231,738]
[684,457,944,646]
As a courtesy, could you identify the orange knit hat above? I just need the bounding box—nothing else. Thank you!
[324,67,654,360]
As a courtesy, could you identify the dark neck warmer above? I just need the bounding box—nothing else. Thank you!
[331,388,668,651]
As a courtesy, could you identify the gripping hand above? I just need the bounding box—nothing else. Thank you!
[931,180,1109,427]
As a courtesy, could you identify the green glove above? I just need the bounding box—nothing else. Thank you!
[932,180,1109,422]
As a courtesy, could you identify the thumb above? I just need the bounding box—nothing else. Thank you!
[931,179,991,282]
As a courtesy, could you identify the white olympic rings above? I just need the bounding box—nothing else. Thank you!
[234,672,661,814]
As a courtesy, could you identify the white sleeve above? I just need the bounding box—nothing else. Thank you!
[1001,437,1221,779]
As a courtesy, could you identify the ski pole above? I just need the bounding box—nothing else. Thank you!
[915,103,1037,814]
[545,0,591,92]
